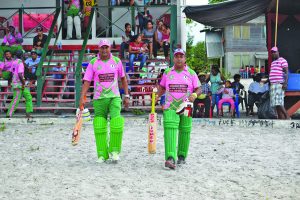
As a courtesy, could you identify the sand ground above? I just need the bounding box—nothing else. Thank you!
[0,118,299,200]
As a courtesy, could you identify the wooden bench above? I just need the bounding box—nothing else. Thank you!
[285,91,300,117]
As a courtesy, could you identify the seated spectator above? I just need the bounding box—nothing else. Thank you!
[160,23,170,61]
[33,26,48,56]
[1,26,23,46]
[142,20,155,59]
[52,63,65,98]
[193,72,211,118]
[153,20,163,58]
[0,50,14,81]
[24,50,40,83]
[120,23,134,59]
[248,74,269,116]
[217,80,235,117]
[231,74,245,103]
[128,34,148,73]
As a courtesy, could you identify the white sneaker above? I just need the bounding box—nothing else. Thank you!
[110,152,120,163]
[96,156,105,163]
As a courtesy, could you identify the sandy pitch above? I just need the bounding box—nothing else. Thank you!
[0,119,299,200]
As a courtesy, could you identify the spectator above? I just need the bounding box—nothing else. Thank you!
[52,63,65,99]
[24,50,40,83]
[260,66,265,77]
[160,24,170,61]
[33,26,48,56]
[120,23,134,59]
[250,65,255,78]
[128,34,148,73]
[153,20,163,58]
[2,26,23,46]
[66,0,82,39]
[142,20,155,59]
[193,72,211,118]
[206,65,225,111]
[83,0,95,30]
[217,80,235,117]
[248,74,269,116]
[0,50,14,81]
[231,74,245,100]
[255,66,259,75]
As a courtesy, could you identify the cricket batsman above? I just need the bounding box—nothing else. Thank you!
[156,48,201,169]
[80,39,130,163]
[6,50,33,119]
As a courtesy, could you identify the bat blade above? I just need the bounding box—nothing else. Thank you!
[148,112,157,154]
[72,111,83,146]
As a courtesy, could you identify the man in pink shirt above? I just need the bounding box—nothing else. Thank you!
[6,51,33,119]
[0,50,14,81]
[156,48,201,169]
[269,46,289,119]
[80,39,130,163]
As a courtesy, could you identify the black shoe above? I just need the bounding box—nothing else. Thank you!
[165,157,176,170]
[177,155,186,165]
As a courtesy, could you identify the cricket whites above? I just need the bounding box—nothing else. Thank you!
[148,88,157,154]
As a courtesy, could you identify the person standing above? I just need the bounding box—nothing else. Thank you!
[7,51,33,119]
[269,47,289,119]
[80,39,130,163]
[66,0,82,39]
[156,48,201,169]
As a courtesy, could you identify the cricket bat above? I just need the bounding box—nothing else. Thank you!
[148,88,157,154]
[72,97,86,146]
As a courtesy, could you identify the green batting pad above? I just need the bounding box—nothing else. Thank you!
[178,115,192,159]
[163,110,180,160]
[93,117,109,159]
[109,116,124,153]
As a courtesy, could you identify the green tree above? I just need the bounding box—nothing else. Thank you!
[208,0,226,4]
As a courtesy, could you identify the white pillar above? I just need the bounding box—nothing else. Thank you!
[180,0,187,51]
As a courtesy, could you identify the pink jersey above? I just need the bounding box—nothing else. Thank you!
[160,66,200,110]
[2,33,22,46]
[11,59,24,89]
[0,59,14,72]
[269,57,288,84]
[83,54,125,99]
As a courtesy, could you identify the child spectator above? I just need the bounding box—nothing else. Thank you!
[193,72,211,118]
[128,34,148,73]
[120,23,134,59]
[217,80,235,117]
[250,65,255,78]
[260,66,265,77]
[248,74,269,116]
[231,74,245,104]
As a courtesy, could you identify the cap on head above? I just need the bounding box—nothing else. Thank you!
[198,72,206,76]
[36,26,43,32]
[31,49,37,55]
[173,48,185,56]
[98,39,111,48]
[271,46,278,52]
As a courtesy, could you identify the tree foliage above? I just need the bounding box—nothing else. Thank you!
[186,36,219,74]
[208,0,226,4]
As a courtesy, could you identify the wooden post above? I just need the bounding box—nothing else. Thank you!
[275,0,279,47]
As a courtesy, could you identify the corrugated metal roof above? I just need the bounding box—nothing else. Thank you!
[205,31,224,58]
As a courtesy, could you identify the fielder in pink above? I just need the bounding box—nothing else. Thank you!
[83,53,125,99]
[160,65,200,110]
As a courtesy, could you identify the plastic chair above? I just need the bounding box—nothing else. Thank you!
[216,93,240,118]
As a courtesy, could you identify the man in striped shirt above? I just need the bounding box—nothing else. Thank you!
[269,46,289,119]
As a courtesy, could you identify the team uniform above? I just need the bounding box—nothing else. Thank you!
[83,54,125,160]
[0,59,14,80]
[66,0,82,39]
[7,59,33,117]
[160,65,200,163]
